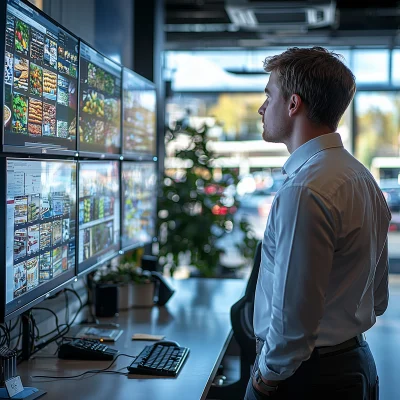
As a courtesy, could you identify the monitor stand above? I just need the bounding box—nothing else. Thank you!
[0,387,46,399]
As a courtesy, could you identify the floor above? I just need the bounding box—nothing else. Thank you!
[208,275,400,400]
[367,275,400,400]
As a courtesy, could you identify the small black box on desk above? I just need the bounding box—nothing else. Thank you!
[95,284,119,317]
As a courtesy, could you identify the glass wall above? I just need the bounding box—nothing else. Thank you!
[166,93,266,141]
[165,47,400,270]
[355,92,400,168]
[352,50,390,84]
[392,50,400,85]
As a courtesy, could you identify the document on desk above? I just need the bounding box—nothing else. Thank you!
[132,333,165,341]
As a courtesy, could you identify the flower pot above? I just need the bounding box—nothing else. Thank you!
[131,282,155,308]
[118,283,133,310]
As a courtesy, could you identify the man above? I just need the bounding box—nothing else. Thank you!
[245,47,390,400]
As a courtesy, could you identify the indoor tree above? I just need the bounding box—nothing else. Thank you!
[158,119,258,277]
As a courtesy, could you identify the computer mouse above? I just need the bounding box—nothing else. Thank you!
[157,340,180,347]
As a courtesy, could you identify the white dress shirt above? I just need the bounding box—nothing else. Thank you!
[254,132,391,381]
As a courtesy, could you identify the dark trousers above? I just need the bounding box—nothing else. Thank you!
[245,340,379,400]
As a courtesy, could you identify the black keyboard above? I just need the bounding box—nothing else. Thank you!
[58,338,119,361]
[128,344,189,376]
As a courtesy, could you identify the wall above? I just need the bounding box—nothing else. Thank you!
[43,0,134,69]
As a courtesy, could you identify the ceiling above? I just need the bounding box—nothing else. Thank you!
[165,0,400,50]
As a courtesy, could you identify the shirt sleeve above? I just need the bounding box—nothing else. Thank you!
[374,237,389,317]
[259,185,336,381]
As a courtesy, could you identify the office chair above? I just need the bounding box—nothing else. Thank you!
[207,241,262,400]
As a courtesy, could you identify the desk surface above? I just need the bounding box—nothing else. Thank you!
[18,278,246,400]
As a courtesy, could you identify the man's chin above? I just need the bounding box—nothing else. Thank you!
[262,131,274,143]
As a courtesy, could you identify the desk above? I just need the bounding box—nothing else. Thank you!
[18,278,246,400]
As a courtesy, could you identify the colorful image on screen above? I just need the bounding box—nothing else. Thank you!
[3,0,78,151]
[78,43,121,154]
[121,162,157,249]
[6,159,76,305]
[78,161,120,273]
[123,69,156,156]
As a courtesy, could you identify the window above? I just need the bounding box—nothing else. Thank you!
[166,93,266,141]
[352,50,390,84]
[354,91,400,261]
[355,92,400,168]
[391,50,400,86]
[338,103,353,153]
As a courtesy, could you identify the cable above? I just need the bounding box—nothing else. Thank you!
[64,290,70,327]
[29,312,35,353]
[30,313,39,339]
[30,370,129,383]
[30,300,87,356]
[13,318,23,352]
[0,326,5,347]
[30,287,86,355]
[12,287,87,360]
[7,317,21,352]
[0,324,11,347]
[64,288,83,311]
[8,316,20,333]
[5,324,11,346]
[31,354,137,380]
[0,328,6,347]
[55,299,85,339]
[31,307,62,339]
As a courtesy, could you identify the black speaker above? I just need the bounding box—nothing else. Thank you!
[95,284,119,317]
[141,255,158,272]
[151,272,175,306]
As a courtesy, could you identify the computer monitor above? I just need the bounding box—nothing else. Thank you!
[122,68,156,158]
[2,0,79,154]
[121,161,157,251]
[78,42,121,156]
[78,160,120,275]
[0,158,77,322]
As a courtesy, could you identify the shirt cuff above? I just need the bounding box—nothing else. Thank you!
[258,341,295,381]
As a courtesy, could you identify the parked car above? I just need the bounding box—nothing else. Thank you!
[237,177,285,238]
[389,213,400,232]
[380,179,400,213]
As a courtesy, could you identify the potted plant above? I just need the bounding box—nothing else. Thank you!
[94,263,155,310]
[95,264,132,310]
[126,264,155,308]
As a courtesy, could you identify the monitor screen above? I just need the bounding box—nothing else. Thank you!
[78,161,120,274]
[5,158,76,318]
[3,0,79,152]
[78,42,121,155]
[121,161,157,250]
[122,68,156,157]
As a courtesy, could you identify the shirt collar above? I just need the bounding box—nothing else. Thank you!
[282,132,344,176]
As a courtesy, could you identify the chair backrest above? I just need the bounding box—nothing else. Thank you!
[230,241,262,363]
[244,241,262,300]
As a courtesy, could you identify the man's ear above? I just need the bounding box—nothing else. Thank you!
[288,94,302,117]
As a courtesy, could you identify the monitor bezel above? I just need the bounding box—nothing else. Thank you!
[77,39,123,159]
[77,159,121,277]
[0,156,78,323]
[1,0,81,157]
[121,67,157,160]
[120,160,158,253]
